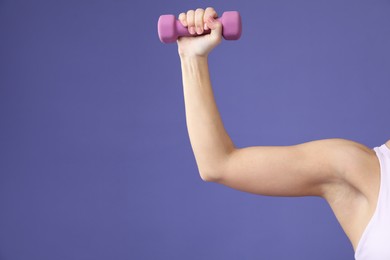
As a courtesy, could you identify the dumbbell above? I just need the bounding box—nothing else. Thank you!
[157,11,242,43]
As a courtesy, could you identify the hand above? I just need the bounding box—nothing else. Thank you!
[177,7,223,58]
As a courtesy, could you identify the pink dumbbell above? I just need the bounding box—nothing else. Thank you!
[157,11,242,43]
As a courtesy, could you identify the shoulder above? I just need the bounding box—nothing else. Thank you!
[315,138,379,198]
[296,138,376,180]
[294,138,379,201]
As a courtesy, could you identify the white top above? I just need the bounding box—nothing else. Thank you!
[354,143,390,260]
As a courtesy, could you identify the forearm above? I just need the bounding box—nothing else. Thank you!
[180,55,235,180]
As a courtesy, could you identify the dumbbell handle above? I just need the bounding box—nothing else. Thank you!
[158,11,242,43]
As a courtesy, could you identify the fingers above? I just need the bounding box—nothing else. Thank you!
[177,8,218,35]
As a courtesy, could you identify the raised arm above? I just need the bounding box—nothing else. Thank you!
[177,7,235,179]
[177,8,378,199]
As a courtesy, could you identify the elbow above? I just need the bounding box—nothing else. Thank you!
[199,169,224,182]
[198,153,232,182]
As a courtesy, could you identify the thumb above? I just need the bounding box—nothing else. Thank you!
[206,17,222,39]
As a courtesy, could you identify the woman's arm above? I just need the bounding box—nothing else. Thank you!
[177,8,377,199]
[177,8,382,250]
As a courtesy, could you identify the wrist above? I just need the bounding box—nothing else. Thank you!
[179,53,209,62]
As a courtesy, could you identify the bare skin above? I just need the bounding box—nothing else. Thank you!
[177,7,385,252]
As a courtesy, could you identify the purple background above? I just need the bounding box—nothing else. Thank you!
[1,0,389,259]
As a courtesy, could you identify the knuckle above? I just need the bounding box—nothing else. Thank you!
[205,7,215,12]
[187,9,194,16]
[178,12,185,20]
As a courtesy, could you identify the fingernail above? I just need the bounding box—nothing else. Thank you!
[196,27,202,34]
[189,27,195,34]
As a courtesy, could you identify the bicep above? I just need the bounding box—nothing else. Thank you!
[217,138,362,197]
